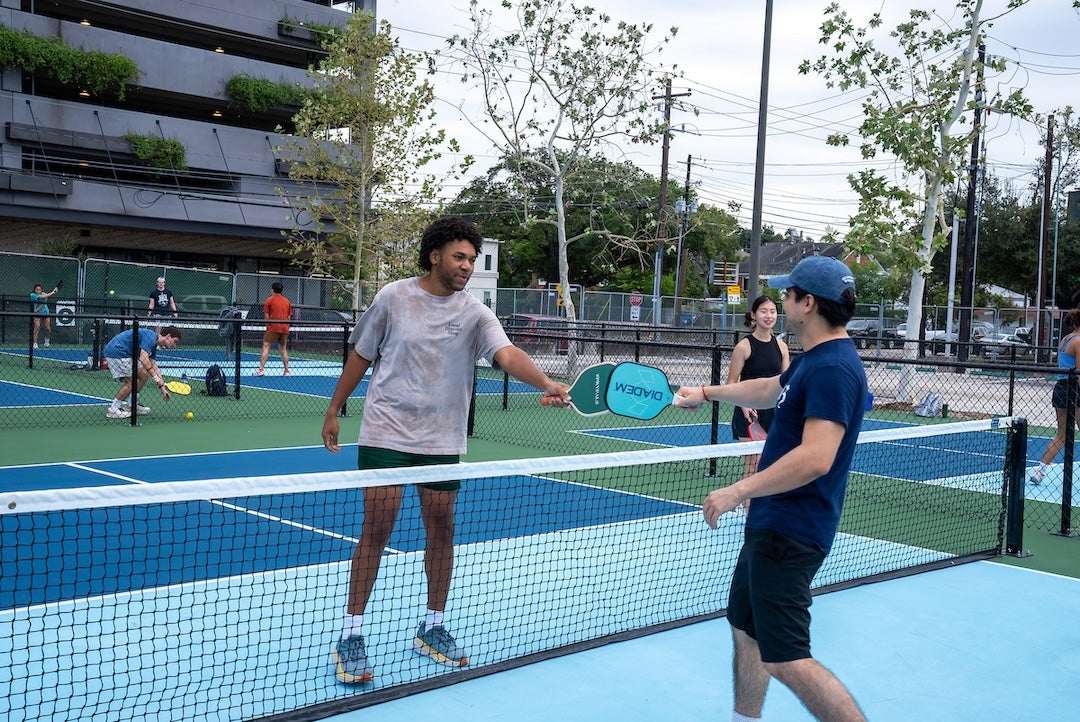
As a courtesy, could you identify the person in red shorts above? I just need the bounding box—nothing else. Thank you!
[255,281,292,376]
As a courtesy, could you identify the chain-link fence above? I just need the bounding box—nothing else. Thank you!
[1,249,1075,535]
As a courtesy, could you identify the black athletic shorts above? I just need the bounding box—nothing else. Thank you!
[731,407,774,440]
[1051,378,1080,410]
[726,527,826,663]
[357,446,460,492]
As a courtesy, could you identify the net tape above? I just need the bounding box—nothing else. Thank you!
[0,417,1020,722]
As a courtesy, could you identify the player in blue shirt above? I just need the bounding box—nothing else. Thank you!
[676,256,868,722]
[102,326,182,419]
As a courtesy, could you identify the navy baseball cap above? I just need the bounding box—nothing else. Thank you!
[768,256,855,303]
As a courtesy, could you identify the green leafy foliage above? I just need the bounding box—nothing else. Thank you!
[0,24,138,100]
[279,11,462,309]
[446,0,677,320]
[225,75,307,112]
[123,134,187,172]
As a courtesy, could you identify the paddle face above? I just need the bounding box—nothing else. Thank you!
[566,362,614,416]
[748,419,768,441]
[165,380,191,395]
[605,362,675,420]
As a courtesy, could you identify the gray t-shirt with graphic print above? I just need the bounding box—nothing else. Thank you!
[350,277,511,455]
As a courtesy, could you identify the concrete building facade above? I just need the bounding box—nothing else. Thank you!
[0,0,369,273]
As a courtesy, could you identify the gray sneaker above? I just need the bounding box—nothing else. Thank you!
[333,635,373,684]
[413,623,468,667]
[106,407,127,419]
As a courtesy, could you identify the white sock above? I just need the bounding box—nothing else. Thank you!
[110,400,122,411]
[341,613,363,640]
[425,609,444,632]
[732,713,760,722]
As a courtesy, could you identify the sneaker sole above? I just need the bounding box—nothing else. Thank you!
[332,649,373,684]
[413,637,468,667]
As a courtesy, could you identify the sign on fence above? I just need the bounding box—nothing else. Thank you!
[55,302,76,327]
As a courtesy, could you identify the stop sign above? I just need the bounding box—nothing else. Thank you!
[629,291,644,307]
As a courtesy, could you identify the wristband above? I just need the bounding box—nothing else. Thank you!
[701,385,708,402]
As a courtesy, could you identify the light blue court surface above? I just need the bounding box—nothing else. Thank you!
[328,562,1080,722]
[0,422,1073,721]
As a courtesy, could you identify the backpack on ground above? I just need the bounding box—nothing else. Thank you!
[913,391,943,417]
[205,364,227,397]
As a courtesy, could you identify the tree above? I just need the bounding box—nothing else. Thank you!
[280,12,466,310]
[800,1,1033,399]
[447,0,677,323]
[449,149,665,288]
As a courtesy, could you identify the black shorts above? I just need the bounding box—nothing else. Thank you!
[356,446,460,492]
[726,528,826,663]
[1052,378,1080,410]
[731,407,774,440]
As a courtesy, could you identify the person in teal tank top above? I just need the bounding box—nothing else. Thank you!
[1030,308,1080,484]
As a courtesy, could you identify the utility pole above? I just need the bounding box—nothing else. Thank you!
[957,44,984,363]
[1037,114,1054,355]
[673,154,693,326]
[651,78,691,326]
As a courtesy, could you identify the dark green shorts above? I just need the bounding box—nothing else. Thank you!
[356,446,461,492]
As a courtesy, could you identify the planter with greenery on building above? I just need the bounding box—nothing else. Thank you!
[0,24,139,100]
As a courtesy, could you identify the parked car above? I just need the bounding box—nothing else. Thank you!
[244,304,354,342]
[846,319,902,349]
[177,294,228,316]
[927,322,997,354]
[981,333,1034,358]
[504,313,586,354]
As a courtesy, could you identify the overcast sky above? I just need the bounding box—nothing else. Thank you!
[374,1,1080,240]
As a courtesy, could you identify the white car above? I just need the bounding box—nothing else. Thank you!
[982,333,1034,357]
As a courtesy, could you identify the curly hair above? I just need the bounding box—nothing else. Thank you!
[418,216,484,272]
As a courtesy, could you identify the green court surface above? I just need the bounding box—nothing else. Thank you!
[2,407,1078,583]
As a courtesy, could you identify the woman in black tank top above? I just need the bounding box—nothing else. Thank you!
[727,295,790,479]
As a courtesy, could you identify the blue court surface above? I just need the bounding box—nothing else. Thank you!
[332,560,1079,722]
[0,420,1075,721]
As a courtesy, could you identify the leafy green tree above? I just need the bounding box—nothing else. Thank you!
[799,0,1034,398]
[280,12,467,310]
[447,0,676,322]
[449,149,664,289]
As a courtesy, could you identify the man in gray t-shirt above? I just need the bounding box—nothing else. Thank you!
[322,216,571,685]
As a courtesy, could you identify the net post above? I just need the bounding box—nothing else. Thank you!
[708,345,723,476]
[1054,374,1078,537]
[128,317,140,426]
[1005,417,1031,556]
[338,324,348,416]
[27,313,34,369]
[232,325,242,401]
[468,370,477,437]
[92,317,101,370]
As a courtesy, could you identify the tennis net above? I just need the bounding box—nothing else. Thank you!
[0,417,1025,721]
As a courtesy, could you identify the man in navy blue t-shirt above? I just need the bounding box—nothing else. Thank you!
[676,255,868,722]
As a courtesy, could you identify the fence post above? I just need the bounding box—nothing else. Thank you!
[708,345,723,477]
[1005,417,1031,556]
[1054,374,1077,537]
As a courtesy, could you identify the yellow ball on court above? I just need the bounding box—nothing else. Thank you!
[185,412,194,420]
[108,289,115,295]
